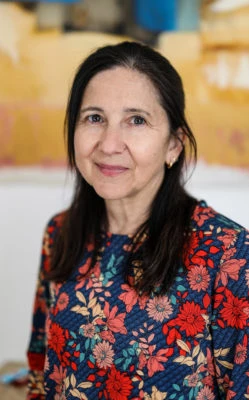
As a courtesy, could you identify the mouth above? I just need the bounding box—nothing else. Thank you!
[96,163,128,177]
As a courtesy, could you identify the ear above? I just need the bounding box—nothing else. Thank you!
[165,128,185,166]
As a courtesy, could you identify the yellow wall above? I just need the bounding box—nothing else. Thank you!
[0,3,249,167]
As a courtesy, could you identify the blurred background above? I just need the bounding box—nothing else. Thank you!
[0,0,249,394]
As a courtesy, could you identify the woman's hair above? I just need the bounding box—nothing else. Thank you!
[48,41,197,295]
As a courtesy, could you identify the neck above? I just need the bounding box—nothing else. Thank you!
[105,199,149,235]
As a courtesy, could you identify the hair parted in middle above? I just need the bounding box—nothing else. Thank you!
[48,41,198,295]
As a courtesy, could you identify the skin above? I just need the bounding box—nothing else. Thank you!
[74,67,183,234]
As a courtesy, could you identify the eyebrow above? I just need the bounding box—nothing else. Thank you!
[80,106,151,117]
[124,108,151,117]
[80,106,103,113]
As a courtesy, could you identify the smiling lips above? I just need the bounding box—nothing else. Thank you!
[96,163,128,177]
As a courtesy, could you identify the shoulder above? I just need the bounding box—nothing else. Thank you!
[186,201,249,298]
[44,210,67,236]
[192,200,247,235]
[189,200,249,265]
[39,211,67,276]
[42,210,68,252]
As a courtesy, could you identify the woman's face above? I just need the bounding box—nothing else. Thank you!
[74,67,181,204]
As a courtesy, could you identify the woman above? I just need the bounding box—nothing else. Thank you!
[27,41,249,399]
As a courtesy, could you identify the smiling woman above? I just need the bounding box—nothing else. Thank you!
[26,41,249,400]
[74,67,180,213]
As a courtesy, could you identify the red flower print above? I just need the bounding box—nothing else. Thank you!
[172,301,206,336]
[100,330,115,344]
[57,292,69,311]
[138,350,147,370]
[48,323,66,354]
[146,296,173,322]
[119,281,147,312]
[190,250,207,267]
[202,375,213,387]
[33,287,48,314]
[193,206,215,227]
[187,265,210,292]
[190,231,203,253]
[221,247,236,262]
[206,348,215,376]
[93,341,114,369]
[196,385,215,400]
[106,365,133,400]
[60,351,71,368]
[165,327,181,345]
[217,229,237,248]
[147,347,169,377]
[234,343,247,364]
[104,302,127,334]
[49,364,67,393]
[216,258,246,286]
[220,291,249,329]
[75,258,91,290]
[75,258,101,290]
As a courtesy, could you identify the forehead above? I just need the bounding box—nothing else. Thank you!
[82,66,161,106]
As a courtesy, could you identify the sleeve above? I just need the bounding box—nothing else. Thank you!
[26,218,57,399]
[211,227,249,399]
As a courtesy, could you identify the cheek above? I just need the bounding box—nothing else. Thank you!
[133,140,168,167]
[74,131,92,158]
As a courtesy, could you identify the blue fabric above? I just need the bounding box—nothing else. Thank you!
[134,0,177,31]
[27,201,249,399]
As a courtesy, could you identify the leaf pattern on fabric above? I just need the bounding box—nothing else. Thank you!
[27,203,249,399]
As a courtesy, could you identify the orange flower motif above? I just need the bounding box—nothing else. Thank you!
[119,281,147,312]
[217,229,237,248]
[104,302,127,334]
[216,258,246,287]
[105,365,133,400]
[221,247,236,262]
[147,346,169,377]
[220,291,249,329]
[49,364,67,393]
[48,323,66,354]
[193,207,215,227]
[172,301,206,336]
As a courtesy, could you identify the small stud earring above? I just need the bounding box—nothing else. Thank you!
[167,157,176,169]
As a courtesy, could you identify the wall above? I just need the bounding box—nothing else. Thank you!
[0,164,249,365]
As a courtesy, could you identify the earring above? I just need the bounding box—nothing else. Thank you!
[167,157,176,169]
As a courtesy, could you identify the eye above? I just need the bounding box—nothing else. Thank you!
[130,115,146,125]
[87,114,103,123]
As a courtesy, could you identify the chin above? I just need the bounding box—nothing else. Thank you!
[93,185,127,201]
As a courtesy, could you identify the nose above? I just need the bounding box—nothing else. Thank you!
[98,125,125,155]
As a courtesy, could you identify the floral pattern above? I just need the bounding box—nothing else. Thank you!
[27,201,249,399]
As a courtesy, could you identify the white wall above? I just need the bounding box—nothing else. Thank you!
[0,163,248,366]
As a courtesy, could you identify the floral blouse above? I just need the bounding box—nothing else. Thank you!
[27,201,249,399]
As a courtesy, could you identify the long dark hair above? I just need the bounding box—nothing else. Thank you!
[48,41,197,295]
